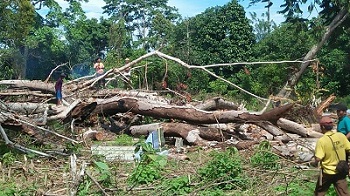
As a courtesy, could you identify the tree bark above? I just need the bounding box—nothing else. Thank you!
[91,97,294,124]
[194,97,239,111]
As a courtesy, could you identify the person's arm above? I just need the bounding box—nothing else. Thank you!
[310,157,322,167]
[344,117,350,138]
[346,132,350,140]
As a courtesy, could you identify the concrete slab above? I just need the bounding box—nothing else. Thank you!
[91,145,135,161]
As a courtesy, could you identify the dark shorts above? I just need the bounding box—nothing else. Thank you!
[56,90,62,100]
[315,172,349,196]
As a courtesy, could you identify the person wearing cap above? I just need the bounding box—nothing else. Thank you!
[335,103,350,140]
[55,73,65,106]
[312,116,350,195]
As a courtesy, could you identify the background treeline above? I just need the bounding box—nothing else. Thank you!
[1,0,350,108]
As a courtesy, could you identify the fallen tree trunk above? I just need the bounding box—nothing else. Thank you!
[277,118,308,137]
[5,102,51,115]
[0,80,55,93]
[129,122,226,145]
[92,98,294,124]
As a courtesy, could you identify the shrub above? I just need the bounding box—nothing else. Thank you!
[160,176,192,195]
[250,141,280,170]
[198,147,245,190]
[128,142,167,185]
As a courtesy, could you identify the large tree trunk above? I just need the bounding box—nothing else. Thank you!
[89,97,294,124]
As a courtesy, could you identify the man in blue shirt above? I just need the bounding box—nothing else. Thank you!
[334,103,350,140]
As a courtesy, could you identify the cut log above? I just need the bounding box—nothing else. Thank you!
[277,118,308,137]
[254,121,292,142]
[0,80,55,93]
[5,102,51,115]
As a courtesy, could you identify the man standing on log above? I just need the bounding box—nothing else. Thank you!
[93,57,105,88]
[334,103,350,140]
[312,116,350,195]
[55,73,65,106]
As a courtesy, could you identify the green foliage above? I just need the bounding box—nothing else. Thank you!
[94,161,113,187]
[209,79,229,95]
[1,152,16,167]
[198,147,245,190]
[26,26,67,79]
[77,179,92,196]
[242,21,315,99]
[128,142,167,185]
[65,142,83,154]
[114,134,134,146]
[128,161,163,185]
[250,141,280,170]
[249,11,277,41]
[173,0,255,76]
[274,181,314,195]
[0,0,36,45]
[159,176,192,195]
[319,48,350,97]
[198,189,225,196]
[0,181,37,195]
[103,0,180,51]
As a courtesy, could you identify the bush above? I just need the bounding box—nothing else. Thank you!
[159,176,192,195]
[198,147,246,190]
[127,142,167,185]
[250,141,280,170]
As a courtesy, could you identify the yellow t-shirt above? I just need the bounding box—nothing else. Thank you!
[315,131,350,174]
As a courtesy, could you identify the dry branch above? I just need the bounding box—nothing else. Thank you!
[44,63,67,83]
[0,124,53,157]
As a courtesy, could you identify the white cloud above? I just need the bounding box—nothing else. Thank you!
[55,0,107,19]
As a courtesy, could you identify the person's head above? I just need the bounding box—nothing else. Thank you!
[96,57,101,63]
[60,73,66,78]
[125,58,130,63]
[319,116,334,132]
[334,103,348,118]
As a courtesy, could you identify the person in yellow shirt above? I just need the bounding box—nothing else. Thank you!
[313,116,350,195]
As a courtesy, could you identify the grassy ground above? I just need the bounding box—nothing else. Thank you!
[0,132,346,196]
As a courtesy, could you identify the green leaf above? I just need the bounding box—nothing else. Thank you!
[94,161,109,170]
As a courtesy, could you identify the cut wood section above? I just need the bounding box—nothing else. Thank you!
[277,118,308,137]
[314,94,336,119]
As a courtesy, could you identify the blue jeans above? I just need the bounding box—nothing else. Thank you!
[56,90,62,100]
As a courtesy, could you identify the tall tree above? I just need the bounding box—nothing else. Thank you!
[248,0,350,98]
[173,0,255,75]
[102,0,180,51]
[0,0,36,79]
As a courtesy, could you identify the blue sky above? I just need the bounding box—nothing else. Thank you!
[52,0,317,24]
